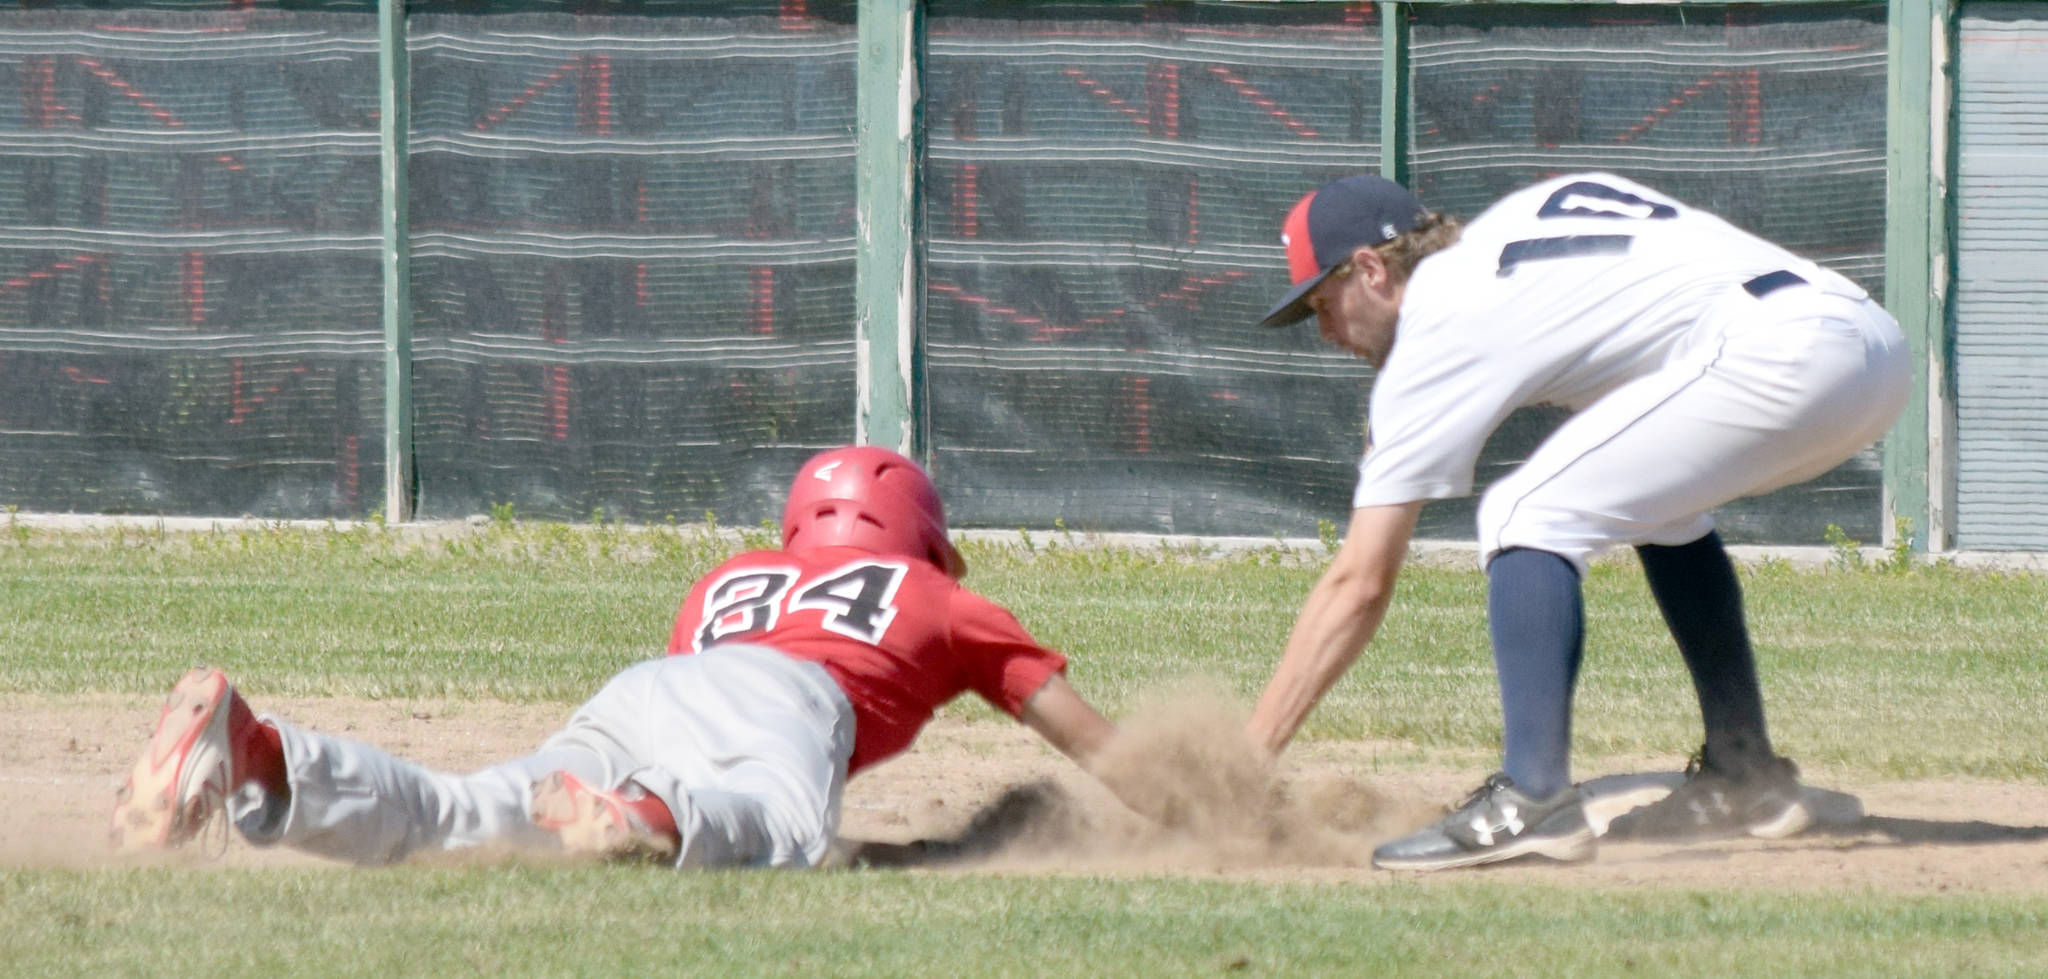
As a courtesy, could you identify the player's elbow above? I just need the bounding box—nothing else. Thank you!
[1316,557,1399,619]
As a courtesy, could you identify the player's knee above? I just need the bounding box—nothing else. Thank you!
[1476,483,1548,556]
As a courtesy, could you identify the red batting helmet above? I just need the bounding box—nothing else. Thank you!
[781,446,967,579]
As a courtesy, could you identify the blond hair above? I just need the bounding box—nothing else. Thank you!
[1375,212,1464,284]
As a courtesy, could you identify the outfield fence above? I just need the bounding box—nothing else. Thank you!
[0,0,2037,551]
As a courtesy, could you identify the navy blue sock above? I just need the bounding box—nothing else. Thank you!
[1486,548,1584,801]
[1636,532,1774,773]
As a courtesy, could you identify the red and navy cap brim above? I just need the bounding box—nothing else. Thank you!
[1255,265,1338,329]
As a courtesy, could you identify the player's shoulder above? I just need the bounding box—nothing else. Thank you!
[866,558,1032,642]
[1479,171,1682,220]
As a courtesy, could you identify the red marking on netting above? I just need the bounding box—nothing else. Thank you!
[1732,69,1761,145]
[75,58,183,129]
[1209,390,1242,401]
[0,253,101,294]
[1059,68,1149,129]
[541,276,570,440]
[71,58,246,170]
[752,268,776,336]
[549,365,570,441]
[28,59,76,128]
[340,433,360,507]
[1345,2,1375,27]
[1123,375,1152,453]
[61,366,111,386]
[578,55,612,136]
[1617,71,1728,143]
[1146,62,1180,138]
[227,363,308,426]
[184,252,206,325]
[635,180,649,306]
[1156,270,1248,308]
[959,163,980,237]
[928,282,1047,330]
[1203,65,1318,139]
[780,0,815,30]
[474,63,575,132]
[1186,176,1200,244]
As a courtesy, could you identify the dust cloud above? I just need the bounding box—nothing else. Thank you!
[850,681,1412,872]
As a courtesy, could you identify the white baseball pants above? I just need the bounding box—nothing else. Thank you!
[1478,286,1911,572]
[228,645,856,869]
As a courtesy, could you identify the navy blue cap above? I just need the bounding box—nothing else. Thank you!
[1256,175,1428,329]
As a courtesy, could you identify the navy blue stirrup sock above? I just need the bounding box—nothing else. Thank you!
[1636,532,1775,772]
[1487,548,1585,801]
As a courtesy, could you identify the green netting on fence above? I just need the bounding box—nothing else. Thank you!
[0,1,1892,546]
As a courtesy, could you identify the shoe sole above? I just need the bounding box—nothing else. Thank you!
[1745,800,1813,840]
[109,668,233,852]
[1606,796,1817,843]
[1373,828,1596,872]
[530,771,676,862]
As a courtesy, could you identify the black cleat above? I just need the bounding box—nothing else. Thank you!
[1604,749,1812,843]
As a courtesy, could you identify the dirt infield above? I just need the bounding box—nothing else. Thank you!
[10,691,2048,892]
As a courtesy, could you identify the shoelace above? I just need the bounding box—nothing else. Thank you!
[1446,773,1517,815]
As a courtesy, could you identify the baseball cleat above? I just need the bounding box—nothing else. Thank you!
[110,667,239,852]
[1372,772,1594,871]
[1604,749,1812,843]
[530,771,680,863]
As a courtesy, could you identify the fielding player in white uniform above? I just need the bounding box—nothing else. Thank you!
[1246,172,1908,870]
[111,446,1137,869]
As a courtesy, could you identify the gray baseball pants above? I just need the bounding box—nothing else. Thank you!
[227,645,856,869]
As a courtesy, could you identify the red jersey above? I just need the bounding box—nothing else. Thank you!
[666,545,1068,775]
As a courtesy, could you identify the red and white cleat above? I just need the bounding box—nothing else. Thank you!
[110,667,238,852]
[530,770,680,863]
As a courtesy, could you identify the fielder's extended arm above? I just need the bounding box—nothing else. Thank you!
[1246,500,1424,756]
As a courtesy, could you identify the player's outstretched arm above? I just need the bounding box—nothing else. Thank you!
[1019,674,1185,823]
[1246,501,1423,756]
[1019,673,1116,762]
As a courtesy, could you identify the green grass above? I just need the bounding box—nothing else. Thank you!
[7,520,2048,778]
[7,520,2048,976]
[7,867,2048,978]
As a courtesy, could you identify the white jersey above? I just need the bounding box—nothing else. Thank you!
[1353,172,1870,508]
